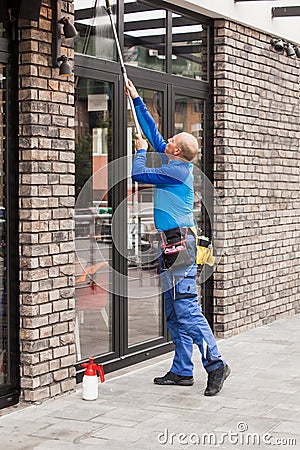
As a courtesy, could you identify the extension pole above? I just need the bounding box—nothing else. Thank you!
[105,0,142,137]
[105,0,142,273]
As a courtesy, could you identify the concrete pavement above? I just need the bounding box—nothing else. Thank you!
[1,314,300,449]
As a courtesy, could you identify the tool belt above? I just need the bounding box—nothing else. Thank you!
[160,227,194,269]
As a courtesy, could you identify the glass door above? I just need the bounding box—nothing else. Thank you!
[126,84,166,349]
[74,73,118,363]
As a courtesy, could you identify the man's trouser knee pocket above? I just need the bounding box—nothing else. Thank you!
[174,267,198,301]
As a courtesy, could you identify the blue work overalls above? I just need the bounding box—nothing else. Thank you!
[159,234,224,376]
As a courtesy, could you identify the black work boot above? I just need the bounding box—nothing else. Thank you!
[204,364,231,396]
[154,371,194,386]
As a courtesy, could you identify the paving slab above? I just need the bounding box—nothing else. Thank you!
[0,314,299,449]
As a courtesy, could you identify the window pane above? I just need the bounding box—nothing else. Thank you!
[74,78,114,360]
[172,14,208,81]
[127,88,164,346]
[175,95,204,229]
[0,64,7,385]
[74,0,117,61]
[124,1,166,72]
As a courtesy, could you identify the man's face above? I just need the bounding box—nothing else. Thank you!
[165,135,181,157]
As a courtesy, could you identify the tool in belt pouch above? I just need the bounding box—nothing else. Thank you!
[160,227,193,269]
[195,234,215,267]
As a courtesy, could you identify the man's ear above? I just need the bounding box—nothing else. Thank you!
[174,148,182,157]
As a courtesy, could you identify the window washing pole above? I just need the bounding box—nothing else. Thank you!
[105,0,142,137]
[105,0,142,274]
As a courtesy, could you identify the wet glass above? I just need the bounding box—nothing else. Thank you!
[0,64,7,385]
[74,0,117,61]
[127,88,164,346]
[74,77,114,360]
[123,0,166,72]
[172,13,208,81]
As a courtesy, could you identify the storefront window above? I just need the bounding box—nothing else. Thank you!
[0,64,7,385]
[172,13,208,81]
[127,88,163,346]
[74,1,209,80]
[74,0,117,60]
[74,78,113,360]
[124,0,166,72]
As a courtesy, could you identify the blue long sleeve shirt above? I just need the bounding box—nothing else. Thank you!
[131,96,194,232]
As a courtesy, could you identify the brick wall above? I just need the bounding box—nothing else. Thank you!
[213,20,300,337]
[19,0,76,402]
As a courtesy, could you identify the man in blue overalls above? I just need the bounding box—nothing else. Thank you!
[126,81,230,396]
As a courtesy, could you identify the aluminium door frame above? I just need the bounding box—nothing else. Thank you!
[0,39,20,410]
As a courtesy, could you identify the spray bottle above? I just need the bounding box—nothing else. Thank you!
[81,357,105,400]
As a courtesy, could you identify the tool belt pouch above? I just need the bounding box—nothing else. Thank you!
[196,236,215,266]
[160,228,193,269]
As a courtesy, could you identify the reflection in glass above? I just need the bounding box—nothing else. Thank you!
[127,88,163,346]
[74,0,209,79]
[175,94,204,246]
[175,94,206,295]
[74,78,113,360]
[172,14,208,81]
[0,64,7,385]
[0,5,12,38]
[74,0,117,60]
[124,0,166,72]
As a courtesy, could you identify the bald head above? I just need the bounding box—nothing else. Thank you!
[176,132,199,162]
